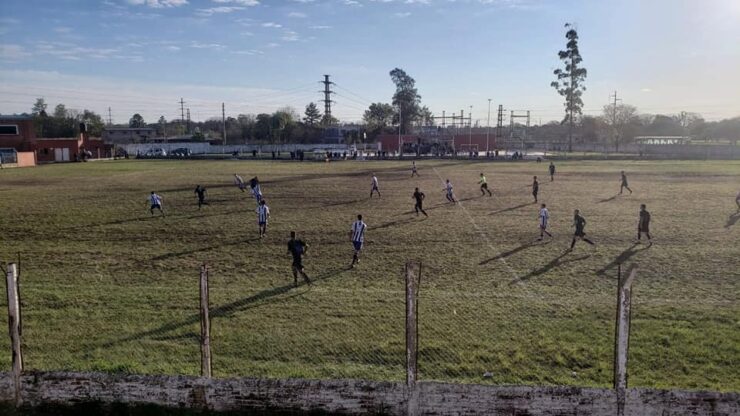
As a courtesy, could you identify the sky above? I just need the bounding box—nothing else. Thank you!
[1,0,739,124]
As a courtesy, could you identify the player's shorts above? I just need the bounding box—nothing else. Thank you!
[639,225,650,233]
[574,229,586,237]
[622,181,629,187]
[481,183,489,189]
[292,258,303,269]
[353,241,363,251]
[415,202,423,210]
[372,185,379,191]
[151,204,161,210]
[238,183,246,190]
[540,221,548,229]
[258,221,267,226]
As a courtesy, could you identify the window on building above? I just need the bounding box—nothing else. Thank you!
[0,125,20,135]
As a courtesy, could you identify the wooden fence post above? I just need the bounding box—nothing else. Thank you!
[614,264,637,416]
[199,264,212,378]
[5,263,23,405]
[405,261,421,387]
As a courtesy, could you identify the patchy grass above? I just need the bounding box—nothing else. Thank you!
[0,159,737,391]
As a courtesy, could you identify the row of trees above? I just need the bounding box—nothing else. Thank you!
[30,98,105,138]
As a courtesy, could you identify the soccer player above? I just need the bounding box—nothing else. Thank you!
[148,191,165,217]
[256,199,270,238]
[250,176,262,204]
[479,173,493,197]
[412,187,428,217]
[349,214,367,268]
[569,209,595,250]
[287,231,311,286]
[620,171,633,195]
[444,179,456,203]
[234,174,246,192]
[411,161,419,177]
[370,174,381,198]
[532,176,539,203]
[194,185,208,209]
[549,162,556,182]
[637,204,652,245]
[538,203,552,240]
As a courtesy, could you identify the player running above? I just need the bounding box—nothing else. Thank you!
[234,174,246,192]
[250,176,262,204]
[194,185,208,209]
[349,214,367,268]
[412,187,428,217]
[287,231,311,286]
[148,191,165,217]
[549,162,556,182]
[411,161,419,177]
[479,173,493,197]
[620,171,633,195]
[532,176,539,203]
[537,203,552,241]
[370,174,381,198]
[444,179,456,203]
[568,209,595,250]
[637,204,652,245]
[256,199,270,238]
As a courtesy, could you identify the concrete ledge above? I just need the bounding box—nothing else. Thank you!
[0,371,737,415]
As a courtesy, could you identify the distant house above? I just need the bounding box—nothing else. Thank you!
[103,127,156,144]
[0,115,37,151]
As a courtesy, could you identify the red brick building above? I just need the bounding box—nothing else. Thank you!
[0,116,37,151]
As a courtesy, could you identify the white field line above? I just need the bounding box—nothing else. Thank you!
[432,167,519,280]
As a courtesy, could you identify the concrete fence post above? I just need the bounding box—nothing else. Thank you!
[614,264,637,416]
[5,263,23,406]
[404,261,421,416]
[199,264,212,378]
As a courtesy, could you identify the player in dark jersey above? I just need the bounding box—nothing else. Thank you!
[531,176,539,203]
[637,204,652,245]
[549,162,556,182]
[412,188,428,217]
[620,171,633,195]
[287,231,311,286]
[194,185,208,209]
[568,209,595,250]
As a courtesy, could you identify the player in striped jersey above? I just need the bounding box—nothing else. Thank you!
[147,191,165,217]
[537,203,552,241]
[568,209,595,250]
[349,214,367,268]
[256,199,270,238]
[234,174,246,192]
[370,174,380,198]
[444,179,456,203]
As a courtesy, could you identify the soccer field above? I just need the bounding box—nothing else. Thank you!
[0,159,738,391]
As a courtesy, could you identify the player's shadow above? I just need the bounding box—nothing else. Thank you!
[95,266,350,349]
[490,202,535,216]
[597,194,619,203]
[510,251,591,285]
[312,198,364,208]
[596,243,651,276]
[725,212,740,229]
[479,242,535,265]
[371,217,416,230]
[150,237,260,261]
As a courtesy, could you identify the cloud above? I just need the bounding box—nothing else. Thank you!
[309,25,331,29]
[394,12,411,17]
[641,88,653,93]
[342,0,361,5]
[166,45,181,51]
[53,27,73,34]
[189,41,225,50]
[282,30,300,41]
[212,0,259,4]
[0,44,31,62]
[288,11,308,18]
[126,0,188,8]
[196,6,245,16]
[261,22,282,28]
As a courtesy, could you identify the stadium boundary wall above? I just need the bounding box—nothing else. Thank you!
[0,371,737,415]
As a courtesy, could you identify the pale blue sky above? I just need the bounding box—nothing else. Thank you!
[1,0,739,124]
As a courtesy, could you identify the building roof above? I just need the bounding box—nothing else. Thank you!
[0,114,33,121]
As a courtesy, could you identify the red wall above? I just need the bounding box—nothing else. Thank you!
[0,119,37,151]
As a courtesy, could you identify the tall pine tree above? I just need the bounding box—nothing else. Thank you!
[551,23,587,152]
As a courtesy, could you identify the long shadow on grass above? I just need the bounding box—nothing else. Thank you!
[596,243,651,276]
[479,242,535,265]
[150,237,260,261]
[96,267,350,349]
[371,217,417,230]
[490,202,535,216]
[725,212,740,229]
[597,194,619,204]
[509,251,591,285]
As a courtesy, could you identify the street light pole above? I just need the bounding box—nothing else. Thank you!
[486,99,491,155]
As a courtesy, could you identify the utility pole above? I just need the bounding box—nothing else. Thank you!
[222,102,226,153]
[468,105,473,148]
[162,116,167,142]
[186,108,191,134]
[107,107,112,125]
[321,75,334,125]
[179,98,186,123]
[486,99,491,154]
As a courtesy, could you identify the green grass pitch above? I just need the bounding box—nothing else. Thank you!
[0,159,737,391]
